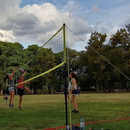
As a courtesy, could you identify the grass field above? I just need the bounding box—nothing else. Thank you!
[0,93,130,130]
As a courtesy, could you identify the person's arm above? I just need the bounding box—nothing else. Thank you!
[61,87,65,92]
[9,67,17,80]
[19,71,26,80]
[24,87,33,94]
[25,80,31,84]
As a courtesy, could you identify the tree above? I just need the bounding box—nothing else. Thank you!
[81,31,109,92]
[109,25,130,91]
[0,41,25,95]
[27,45,56,94]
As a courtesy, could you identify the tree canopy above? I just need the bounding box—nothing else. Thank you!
[0,24,130,94]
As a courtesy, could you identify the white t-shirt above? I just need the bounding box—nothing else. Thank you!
[69,81,77,90]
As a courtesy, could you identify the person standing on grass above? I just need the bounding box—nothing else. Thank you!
[78,87,80,95]
[6,66,17,108]
[3,94,8,100]
[60,81,70,100]
[69,72,79,113]
[17,69,32,110]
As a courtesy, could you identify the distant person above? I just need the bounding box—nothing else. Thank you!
[69,72,79,113]
[78,87,80,95]
[6,66,17,108]
[3,94,8,100]
[60,81,69,100]
[17,69,32,110]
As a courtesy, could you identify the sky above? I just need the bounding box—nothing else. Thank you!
[0,0,130,51]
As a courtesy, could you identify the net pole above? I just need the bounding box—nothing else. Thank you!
[63,23,69,130]
[15,71,18,95]
[64,63,69,130]
[63,23,66,63]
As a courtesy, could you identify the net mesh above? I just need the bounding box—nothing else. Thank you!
[16,25,66,86]
[43,30,64,54]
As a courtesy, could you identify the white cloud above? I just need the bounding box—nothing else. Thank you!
[0,30,17,42]
[0,0,21,19]
[91,5,101,14]
[72,19,94,35]
[124,15,130,26]
[0,0,93,50]
[22,3,58,24]
[0,0,130,51]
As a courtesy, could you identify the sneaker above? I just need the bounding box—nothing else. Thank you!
[9,104,14,108]
[71,109,76,113]
[75,110,79,113]
[18,106,21,110]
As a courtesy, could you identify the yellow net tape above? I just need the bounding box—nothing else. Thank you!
[16,62,65,86]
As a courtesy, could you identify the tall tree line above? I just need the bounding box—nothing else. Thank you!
[0,24,130,94]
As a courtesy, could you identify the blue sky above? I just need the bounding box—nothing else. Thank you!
[0,0,130,51]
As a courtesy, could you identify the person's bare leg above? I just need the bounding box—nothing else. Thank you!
[67,94,70,100]
[19,96,23,108]
[9,92,12,104]
[9,91,14,108]
[71,96,76,110]
[24,87,32,94]
[11,91,15,105]
[9,91,14,104]
[74,96,78,111]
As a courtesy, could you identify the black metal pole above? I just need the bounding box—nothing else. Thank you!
[16,71,17,95]
[64,63,69,130]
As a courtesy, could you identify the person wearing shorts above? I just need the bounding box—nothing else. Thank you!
[60,81,69,100]
[3,94,8,100]
[7,67,17,108]
[18,88,24,97]
[17,69,32,110]
[69,72,79,113]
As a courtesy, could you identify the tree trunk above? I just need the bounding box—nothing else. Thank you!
[121,81,128,92]
[108,82,114,93]
[41,86,43,94]
[102,80,106,92]
[0,84,3,95]
[125,81,129,92]
[33,82,37,94]
[50,86,55,94]
[112,84,114,92]
[95,81,98,92]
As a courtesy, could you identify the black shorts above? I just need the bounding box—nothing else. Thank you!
[72,89,78,95]
[4,97,8,100]
[18,88,24,97]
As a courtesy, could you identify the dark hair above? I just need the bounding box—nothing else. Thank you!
[70,72,77,78]
[70,72,78,83]
[6,75,9,79]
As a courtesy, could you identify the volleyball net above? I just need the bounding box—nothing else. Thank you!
[15,24,66,86]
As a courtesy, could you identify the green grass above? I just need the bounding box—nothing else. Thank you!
[0,93,130,130]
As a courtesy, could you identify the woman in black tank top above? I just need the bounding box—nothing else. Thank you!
[69,72,79,113]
